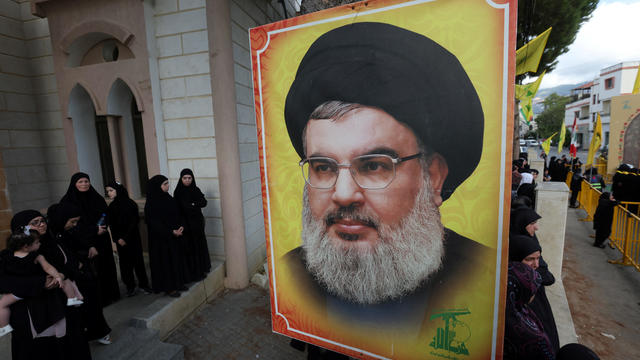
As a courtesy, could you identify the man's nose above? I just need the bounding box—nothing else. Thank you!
[331,169,364,207]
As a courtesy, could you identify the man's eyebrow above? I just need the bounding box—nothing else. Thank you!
[361,147,399,158]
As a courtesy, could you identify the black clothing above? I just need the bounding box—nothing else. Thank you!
[593,193,618,247]
[529,258,560,353]
[106,181,150,292]
[174,169,211,281]
[60,172,120,306]
[569,172,583,207]
[517,183,536,207]
[145,175,186,293]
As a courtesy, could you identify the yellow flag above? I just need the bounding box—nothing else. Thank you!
[633,64,640,94]
[557,122,566,155]
[587,113,603,165]
[542,132,557,156]
[515,71,546,102]
[519,98,534,125]
[516,27,552,75]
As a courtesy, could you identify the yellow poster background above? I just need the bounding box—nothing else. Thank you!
[250,0,515,358]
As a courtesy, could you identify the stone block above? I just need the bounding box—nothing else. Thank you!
[185,74,211,96]
[0,209,11,229]
[3,167,16,185]
[179,0,205,11]
[0,16,23,38]
[0,36,26,57]
[230,1,257,30]
[237,124,257,144]
[233,63,251,87]
[547,280,578,346]
[25,37,53,58]
[202,261,224,300]
[230,22,250,50]
[156,35,182,58]
[46,164,71,181]
[9,181,49,203]
[234,83,252,106]
[158,52,209,78]
[201,198,221,217]
[35,93,60,112]
[242,195,262,219]
[2,148,44,167]
[0,53,29,75]
[0,0,20,19]
[0,190,9,209]
[153,0,178,14]
[48,180,68,201]
[4,93,35,112]
[160,77,186,99]
[31,74,58,94]
[8,130,41,148]
[238,143,258,163]
[232,42,251,69]
[0,73,31,93]
[236,103,255,125]
[22,18,49,39]
[166,138,216,159]
[181,30,207,54]
[0,94,4,111]
[188,116,214,137]
[240,160,260,182]
[0,131,9,148]
[40,129,66,147]
[233,0,269,28]
[43,147,68,164]
[241,177,261,201]
[244,211,264,237]
[192,158,217,178]
[30,56,54,75]
[205,217,223,237]
[161,96,212,120]
[16,165,47,183]
[535,182,570,278]
[164,119,189,139]
[20,1,38,21]
[155,9,206,37]
[37,111,62,130]
[207,236,224,256]
[167,159,193,177]
[196,178,220,198]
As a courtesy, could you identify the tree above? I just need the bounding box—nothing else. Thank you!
[535,93,571,141]
[517,0,598,81]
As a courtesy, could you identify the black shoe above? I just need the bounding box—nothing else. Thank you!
[141,287,152,295]
[593,243,606,248]
[166,291,181,298]
[178,285,188,291]
[126,289,137,297]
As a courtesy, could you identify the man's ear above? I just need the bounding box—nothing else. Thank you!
[427,153,448,207]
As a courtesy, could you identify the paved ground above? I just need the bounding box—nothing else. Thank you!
[562,207,640,359]
[166,286,304,360]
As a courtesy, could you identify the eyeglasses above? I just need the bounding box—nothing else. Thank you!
[28,218,46,227]
[299,153,422,190]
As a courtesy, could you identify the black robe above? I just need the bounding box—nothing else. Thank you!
[60,172,120,307]
[107,181,150,292]
[174,169,211,281]
[593,194,618,246]
[145,175,186,293]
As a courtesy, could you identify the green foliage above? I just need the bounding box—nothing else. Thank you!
[535,93,572,141]
[518,0,599,80]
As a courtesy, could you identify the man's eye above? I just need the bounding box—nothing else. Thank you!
[312,163,334,172]
[360,161,389,172]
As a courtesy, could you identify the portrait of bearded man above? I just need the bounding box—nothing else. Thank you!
[276,22,495,345]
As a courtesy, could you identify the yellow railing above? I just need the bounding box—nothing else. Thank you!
[566,171,640,272]
[609,206,640,272]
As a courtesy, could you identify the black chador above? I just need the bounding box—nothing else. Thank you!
[106,181,150,294]
[174,168,211,282]
[60,172,120,307]
[144,175,186,295]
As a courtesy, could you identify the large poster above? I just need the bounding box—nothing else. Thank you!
[249,0,516,358]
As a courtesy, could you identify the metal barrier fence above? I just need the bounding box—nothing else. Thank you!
[567,171,640,272]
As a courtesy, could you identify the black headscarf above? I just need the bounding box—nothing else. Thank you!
[510,207,541,236]
[173,168,204,203]
[106,181,131,204]
[144,175,181,229]
[60,172,107,217]
[509,234,542,262]
[284,22,483,201]
[46,202,83,236]
[504,262,554,360]
[10,210,43,233]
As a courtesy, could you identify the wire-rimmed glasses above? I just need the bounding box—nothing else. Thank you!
[299,153,422,189]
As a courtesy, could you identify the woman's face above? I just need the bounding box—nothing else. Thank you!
[181,174,193,187]
[161,180,169,193]
[64,216,81,231]
[106,186,117,200]
[28,216,47,235]
[525,221,539,236]
[75,178,91,192]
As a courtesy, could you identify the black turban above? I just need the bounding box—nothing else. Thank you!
[285,22,484,201]
[10,209,44,233]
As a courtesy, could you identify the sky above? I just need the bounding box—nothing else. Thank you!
[539,0,640,89]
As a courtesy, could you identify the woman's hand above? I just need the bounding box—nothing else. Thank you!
[88,246,99,258]
[45,275,59,289]
[97,225,107,235]
[117,239,126,246]
[172,226,184,237]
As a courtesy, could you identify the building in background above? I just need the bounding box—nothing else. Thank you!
[0,0,298,288]
[564,61,640,152]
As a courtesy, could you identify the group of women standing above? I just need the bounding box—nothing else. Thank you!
[0,168,210,359]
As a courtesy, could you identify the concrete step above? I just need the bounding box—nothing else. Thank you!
[91,326,183,360]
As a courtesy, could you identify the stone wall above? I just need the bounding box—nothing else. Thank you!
[0,0,68,212]
[0,155,12,248]
[150,0,224,258]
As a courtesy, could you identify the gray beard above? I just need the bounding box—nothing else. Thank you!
[301,180,445,305]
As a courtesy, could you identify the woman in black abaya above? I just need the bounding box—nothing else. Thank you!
[106,181,150,296]
[145,175,186,297]
[60,172,120,307]
[174,169,211,282]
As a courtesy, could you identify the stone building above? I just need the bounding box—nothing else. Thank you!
[0,0,297,288]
